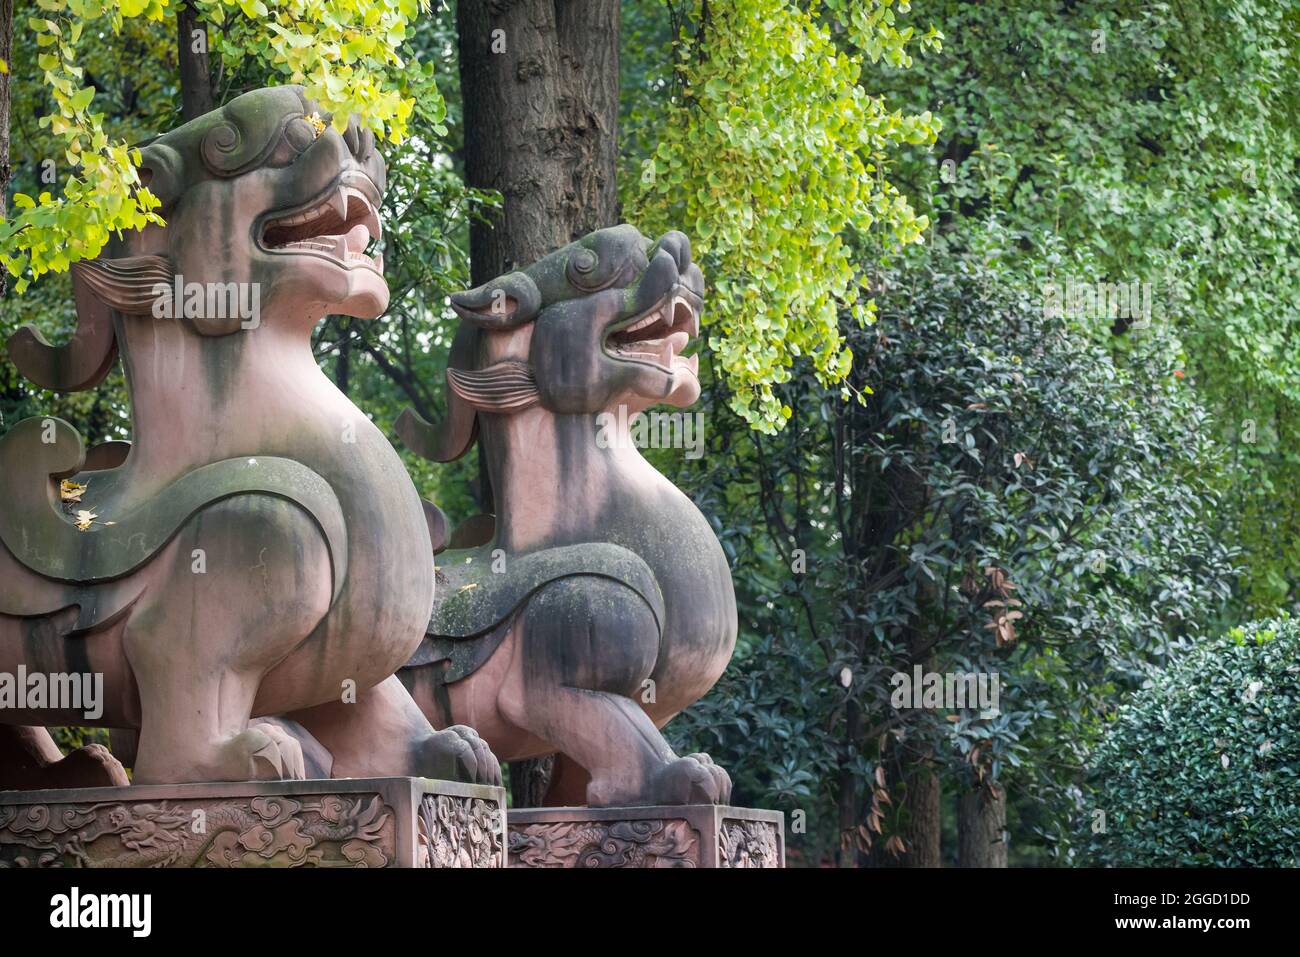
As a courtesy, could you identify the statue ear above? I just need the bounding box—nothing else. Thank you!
[450,272,541,328]
[136,143,184,209]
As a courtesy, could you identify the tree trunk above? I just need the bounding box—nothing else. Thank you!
[867,748,942,868]
[898,633,943,867]
[177,1,213,121]
[871,632,943,868]
[958,785,1008,867]
[457,0,620,284]
[901,764,942,867]
[0,0,13,297]
[335,325,351,396]
[836,695,861,867]
[456,0,621,807]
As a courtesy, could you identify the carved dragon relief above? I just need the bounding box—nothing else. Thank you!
[0,793,396,868]
[718,819,781,868]
[507,819,701,868]
[416,794,504,868]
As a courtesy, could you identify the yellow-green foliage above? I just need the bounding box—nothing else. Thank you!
[0,0,432,291]
[193,0,427,140]
[627,0,941,431]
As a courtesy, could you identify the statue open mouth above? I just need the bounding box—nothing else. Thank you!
[604,289,701,375]
[259,171,384,273]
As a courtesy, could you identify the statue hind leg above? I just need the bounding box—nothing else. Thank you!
[125,495,332,784]
[0,606,130,790]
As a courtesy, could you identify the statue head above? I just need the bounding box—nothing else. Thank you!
[8,85,389,391]
[399,225,705,462]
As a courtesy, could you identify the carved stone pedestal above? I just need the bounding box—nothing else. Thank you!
[507,805,784,868]
[0,776,506,868]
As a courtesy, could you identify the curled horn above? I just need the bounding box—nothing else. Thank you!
[449,271,541,328]
[395,362,540,462]
[394,324,481,463]
[395,403,478,464]
[7,303,117,395]
[394,302,543,463]
[7,255,174,393]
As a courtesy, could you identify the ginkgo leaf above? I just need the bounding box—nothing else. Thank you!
[74,509,98,531]
[60,479,87,503]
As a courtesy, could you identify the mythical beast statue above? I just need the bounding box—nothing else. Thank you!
[0,87,498,789]
[396,225,737,807]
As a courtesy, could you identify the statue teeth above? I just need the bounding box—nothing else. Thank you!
[672,296,699,337]
[330,187,350,222]
[625,309,663,334]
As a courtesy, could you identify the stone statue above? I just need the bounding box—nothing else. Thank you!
[0,87,498,789]
[396,225,737,806]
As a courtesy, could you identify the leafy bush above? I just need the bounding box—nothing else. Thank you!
[1087,618,1300,866]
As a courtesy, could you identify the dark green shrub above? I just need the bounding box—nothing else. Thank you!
[1088,618,1300,866]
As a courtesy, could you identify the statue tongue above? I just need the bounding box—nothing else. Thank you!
[345,223,371,254]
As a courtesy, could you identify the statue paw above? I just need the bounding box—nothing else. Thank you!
[0,737,130,791]
[217,727,307,782]
[647,753,733,805]
[417,725,502,787]
[53,743,131,788]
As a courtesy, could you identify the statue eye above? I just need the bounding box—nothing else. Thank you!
[284,116,318,154]
[571,249,597,275]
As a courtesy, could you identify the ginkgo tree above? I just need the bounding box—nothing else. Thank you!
[627,0,942,431]
[0,0,432,292]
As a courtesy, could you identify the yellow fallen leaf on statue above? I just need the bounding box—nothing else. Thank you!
[74,510,98,531]
[60,479,87,503]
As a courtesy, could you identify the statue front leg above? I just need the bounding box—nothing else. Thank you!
[290,675,501,786]
[499,576,732,807]
[0,604,130,790]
